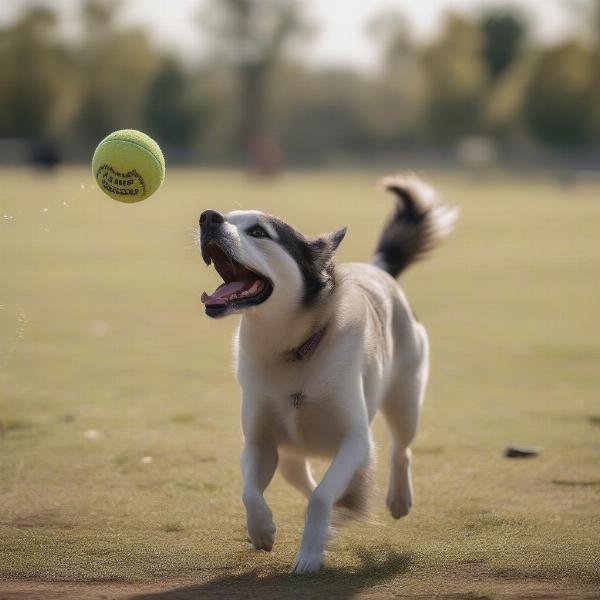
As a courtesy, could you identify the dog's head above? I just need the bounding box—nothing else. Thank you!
[198,209,346,319]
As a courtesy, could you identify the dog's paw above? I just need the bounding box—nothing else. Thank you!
[386,489,412,519]
[291,551,323,574]
[246,504,276,551]
[248,524,276,551]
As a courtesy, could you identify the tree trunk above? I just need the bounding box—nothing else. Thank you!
[238,62,266,159]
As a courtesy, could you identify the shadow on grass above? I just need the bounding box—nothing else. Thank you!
[132,547,413,600]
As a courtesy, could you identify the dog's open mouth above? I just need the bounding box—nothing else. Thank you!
[201,241,272,315]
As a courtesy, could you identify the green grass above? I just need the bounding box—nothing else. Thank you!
[1,168,599,593]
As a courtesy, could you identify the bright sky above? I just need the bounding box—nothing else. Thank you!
[1,0,590,70]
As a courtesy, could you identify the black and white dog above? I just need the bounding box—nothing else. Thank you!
[198,175,456,573]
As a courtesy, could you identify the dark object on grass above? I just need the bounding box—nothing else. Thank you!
[30,140,61,171]
[504,445,539,458]
[552,479,600,487]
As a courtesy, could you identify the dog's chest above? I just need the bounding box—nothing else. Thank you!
[267,373,344,456]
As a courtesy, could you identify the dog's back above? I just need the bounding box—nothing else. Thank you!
[333,174,457,405]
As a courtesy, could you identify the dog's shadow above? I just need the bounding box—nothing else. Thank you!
[132,547,413,600]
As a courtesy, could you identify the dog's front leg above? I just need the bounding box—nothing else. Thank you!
[241,440,278,551]
[292,430,370,573]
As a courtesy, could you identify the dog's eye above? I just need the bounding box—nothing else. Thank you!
[246,225,269,239]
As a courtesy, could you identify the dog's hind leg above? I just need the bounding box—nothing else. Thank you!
[278,453,316,498]
[335,461,373,517]
[382,323,429,519]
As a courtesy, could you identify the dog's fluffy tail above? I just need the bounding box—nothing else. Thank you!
[372,174,457,278]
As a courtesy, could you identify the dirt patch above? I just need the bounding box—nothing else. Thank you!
[551,479,600,487]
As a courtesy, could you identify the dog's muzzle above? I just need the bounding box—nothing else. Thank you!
[199,209,225,229]
[198,209,273,317]
[199,210,226,266]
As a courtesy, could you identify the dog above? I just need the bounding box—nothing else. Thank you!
[198,175,456,573]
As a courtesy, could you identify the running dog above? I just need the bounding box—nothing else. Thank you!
[198,175,456,573]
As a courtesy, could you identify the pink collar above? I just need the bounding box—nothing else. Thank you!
[287,325,328,362]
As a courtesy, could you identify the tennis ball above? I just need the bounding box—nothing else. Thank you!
[92,129,165,202]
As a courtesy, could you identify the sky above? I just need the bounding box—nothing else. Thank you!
[0,0,590,71]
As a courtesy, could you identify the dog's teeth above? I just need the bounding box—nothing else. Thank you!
[222,280,264,303]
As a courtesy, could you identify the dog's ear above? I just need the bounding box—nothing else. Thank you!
[317,226,346,253]
[310,226,347,266]
[329,226,347,253]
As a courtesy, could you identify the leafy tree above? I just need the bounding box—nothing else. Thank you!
[0,7,68,139]
[199,0,311,157]
[523,41,598,145]
[270,67,371,161]
[367,9,412,68]
[75,0,162,144]
[366,10,426,143]
[143,58,209,148]
[596,0,600,45]
[421,15,489,142]
[480,11,526,81]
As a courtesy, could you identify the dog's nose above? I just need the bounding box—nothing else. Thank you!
[199,210,225,228]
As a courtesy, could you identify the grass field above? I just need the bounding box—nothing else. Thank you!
[1,168,599,598]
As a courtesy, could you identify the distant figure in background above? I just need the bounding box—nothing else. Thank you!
[249,135,284,177]
[456,136,496,178]
[30,140,61,171]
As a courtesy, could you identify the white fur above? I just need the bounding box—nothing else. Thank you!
[205,209,430,573]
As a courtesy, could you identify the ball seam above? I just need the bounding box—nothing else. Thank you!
[95,139,164,181]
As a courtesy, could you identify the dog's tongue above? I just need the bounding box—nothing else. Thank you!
[201,280,252,306]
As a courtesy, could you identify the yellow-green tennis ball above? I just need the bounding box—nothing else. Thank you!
[92,129,165,202]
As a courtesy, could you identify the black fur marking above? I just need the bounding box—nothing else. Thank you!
[268,218,343,308]
[387,186,425,225]
[374,177,453,279]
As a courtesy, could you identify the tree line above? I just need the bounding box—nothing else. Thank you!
[1,0,599,165]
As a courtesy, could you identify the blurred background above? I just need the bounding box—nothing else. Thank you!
[1,0,600,174]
